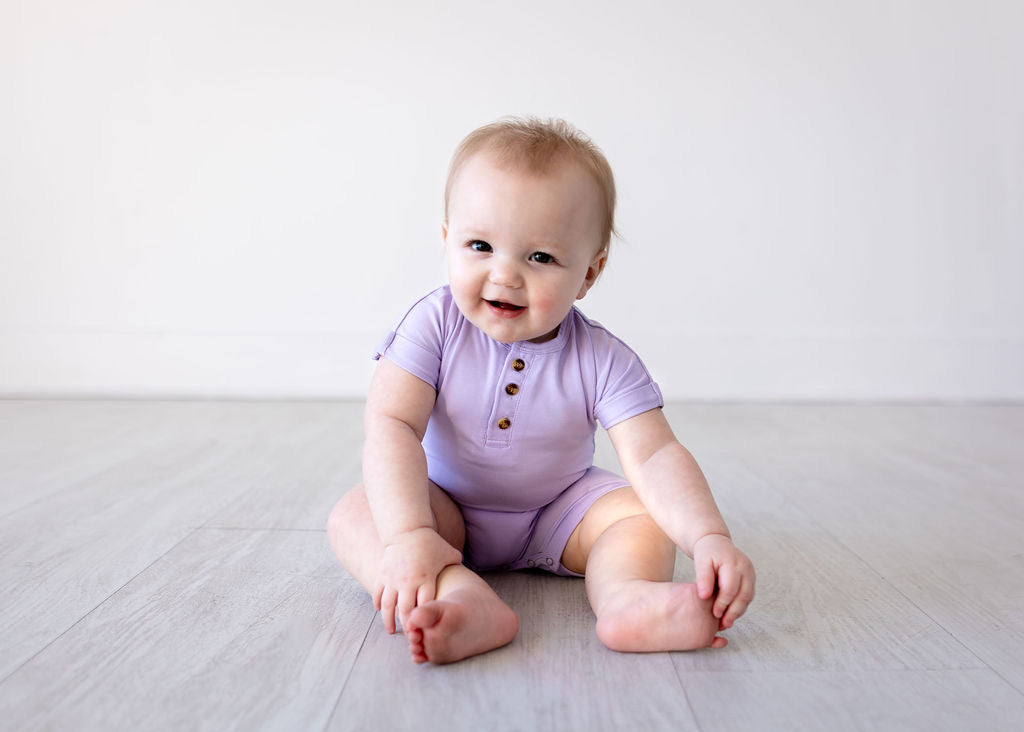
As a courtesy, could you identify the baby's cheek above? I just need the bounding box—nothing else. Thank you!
[536,283,576,308]
[532,294,565,317]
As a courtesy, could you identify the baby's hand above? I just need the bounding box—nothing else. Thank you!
[692,533,756,630]
[374,527,462,634]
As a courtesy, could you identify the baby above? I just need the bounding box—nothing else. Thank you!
[328,117,755,664]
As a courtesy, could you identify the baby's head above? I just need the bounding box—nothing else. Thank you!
[442,117,618,344]
[444,117,618,253]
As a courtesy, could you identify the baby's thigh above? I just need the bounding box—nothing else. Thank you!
[428,480,467,552]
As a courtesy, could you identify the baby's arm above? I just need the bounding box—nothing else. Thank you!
[363,358,462,634]
[608,409,755,628]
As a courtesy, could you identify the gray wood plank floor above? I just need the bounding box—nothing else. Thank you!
[1,400,1022,731]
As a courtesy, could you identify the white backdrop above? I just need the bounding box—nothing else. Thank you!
[2,1,1022,400]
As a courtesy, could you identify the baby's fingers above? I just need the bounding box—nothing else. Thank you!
[417,579,437,609]
[379,586,399,634]
[397,589,416,634]
[695,556,717,601]
[721,600,748,629]
[712,566,742,619]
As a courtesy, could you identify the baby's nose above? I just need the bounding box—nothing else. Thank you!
[488,259,523,287]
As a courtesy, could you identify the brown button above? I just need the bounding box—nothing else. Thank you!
[505,383,519,396]
[497,417,511,430]
[512,358,526,371]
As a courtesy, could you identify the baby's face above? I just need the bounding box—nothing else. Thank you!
[443,152,607,344]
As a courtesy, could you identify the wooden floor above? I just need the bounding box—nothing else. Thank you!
[1,400,1022,731]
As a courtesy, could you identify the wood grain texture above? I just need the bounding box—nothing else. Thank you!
[1,401,1022,731]
[676,669,1024,731]
[1,528,373,731]
[199,400,365,531]
[0,401,201,516]
[0,401,354,678]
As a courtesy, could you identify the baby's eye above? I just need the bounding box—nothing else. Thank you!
[469,240,493,253]
[529,251,555,264]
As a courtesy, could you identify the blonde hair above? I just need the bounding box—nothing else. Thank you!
[444,116,618,251]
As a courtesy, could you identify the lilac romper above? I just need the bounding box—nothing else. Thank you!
[374,286,664,577]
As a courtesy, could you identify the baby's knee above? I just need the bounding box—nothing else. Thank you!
[326,484,371,538]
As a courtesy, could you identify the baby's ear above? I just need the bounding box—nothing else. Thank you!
[576,248,609,299]
[441,223,448,241]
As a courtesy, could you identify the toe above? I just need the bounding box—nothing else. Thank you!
[409,602,444,631]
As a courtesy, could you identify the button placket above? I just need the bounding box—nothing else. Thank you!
[497,354,527,430]
[487,351,529,443]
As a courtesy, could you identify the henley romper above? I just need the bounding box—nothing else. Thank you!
[374,286,664,577]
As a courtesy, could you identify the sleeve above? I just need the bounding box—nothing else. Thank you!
[371,288,449,389]
[591,327,664,430]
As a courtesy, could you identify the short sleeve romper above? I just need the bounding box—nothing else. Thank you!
[374,285,664,576]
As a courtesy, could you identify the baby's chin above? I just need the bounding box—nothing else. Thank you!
[473,320,555,345]
[526,324,562,343]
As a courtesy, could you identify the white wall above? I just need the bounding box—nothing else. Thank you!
[2,0,1021,400]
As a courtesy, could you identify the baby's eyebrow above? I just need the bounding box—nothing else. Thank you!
[529,239,567,253]
[459,227,493,241]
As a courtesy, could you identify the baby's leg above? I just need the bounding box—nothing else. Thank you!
[327,484,517,664]
[561,487,726,652]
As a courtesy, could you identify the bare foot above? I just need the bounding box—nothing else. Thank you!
[404,585,519,664]
[594,580,727,652]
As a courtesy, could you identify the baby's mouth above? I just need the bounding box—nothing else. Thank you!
[486,299,525,311]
